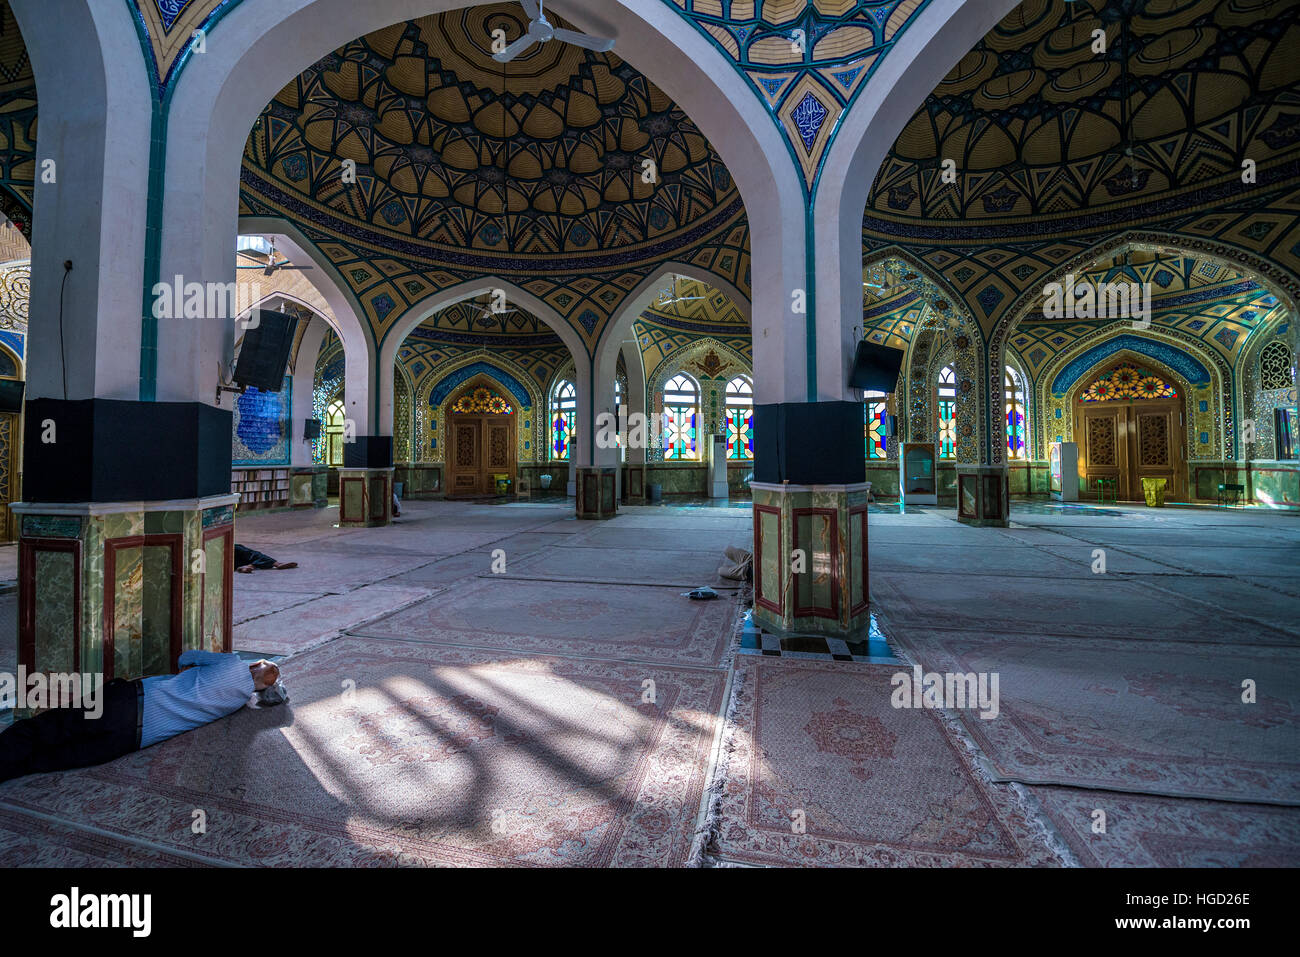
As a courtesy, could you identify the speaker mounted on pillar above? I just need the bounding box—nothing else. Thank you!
[233,310,298,393]
[849,340,905,394]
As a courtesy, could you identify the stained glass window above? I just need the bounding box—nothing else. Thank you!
[452,386,512,414]
[551,379,576,460]
[864,390,888,459]
[325,399,346,466]
[1005,366,1027,460]
[663,373,699,460]
[937,365,957,459]
[1078,363,1177,402]
[724,375,754,460]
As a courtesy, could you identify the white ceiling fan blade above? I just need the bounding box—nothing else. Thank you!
[553,28,614,53]
[521,0,541,19]
[493,34,538,63]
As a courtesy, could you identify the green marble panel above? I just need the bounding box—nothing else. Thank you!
[202,536,226,651]
[341,479,365,519]
[756,505,782,611]
[33,550,76,674]
[146,509,187,535]
[793,510,834,613]
[142,543,174,676]
[22,516,81,538]
[202,505,235,528]
[112,543,144,680]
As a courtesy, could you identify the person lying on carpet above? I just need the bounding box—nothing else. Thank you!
[0,651,287,784]
[235,543,298,574]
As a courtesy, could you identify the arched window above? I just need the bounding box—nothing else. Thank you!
[325,398,347,466]
[1005,366,1027,460]
[936,365,957,459]
[662,373,699,460]
[864,390,888,459]
[724,375,754,460]
[613,379,622,449]
[551,379,576,460]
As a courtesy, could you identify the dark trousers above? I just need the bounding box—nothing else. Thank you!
[234,544,277,569]
[0,678,141,784]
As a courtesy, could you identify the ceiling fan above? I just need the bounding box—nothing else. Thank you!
[236,242,313,276]
[493,0,615,63]
[656,276,704,307]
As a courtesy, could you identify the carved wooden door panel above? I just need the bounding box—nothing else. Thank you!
[1078,407,1125,499]
[1131,402,1181,501]
[450,418,482,495]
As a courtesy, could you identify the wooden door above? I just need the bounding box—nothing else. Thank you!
[1078,406,1125,499]
[447,414,516,496]
[449,417,483,495]
[1076,401,1182,502]
[1130,402,1181,501]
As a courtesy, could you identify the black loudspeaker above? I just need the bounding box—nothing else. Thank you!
[24,398,231,502]
[849,340,905,393]
[303,418,322,440]
[233,310,298,392]
[752,401,866,486]
[886,413,898,437]
[0,378,24,413]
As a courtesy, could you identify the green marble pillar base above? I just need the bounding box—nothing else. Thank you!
[750,482,870,640]
[338,468,394,527]
[576,467,618,519]
[290,466,329,509]
[11,495,238,683]
[956,465,1010,527]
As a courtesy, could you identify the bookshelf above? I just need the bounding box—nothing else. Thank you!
[231,468,291,510]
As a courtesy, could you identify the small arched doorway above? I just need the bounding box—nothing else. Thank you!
[1073,359,1185,502]
[446,379,517,497]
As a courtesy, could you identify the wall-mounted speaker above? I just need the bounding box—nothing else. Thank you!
[849,340,905,393]
[303,418,322,440]
[233,310,298,392]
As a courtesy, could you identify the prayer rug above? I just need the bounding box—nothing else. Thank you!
[0,638,726,867]
[705,656,1061,867]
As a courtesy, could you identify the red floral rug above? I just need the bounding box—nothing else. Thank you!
[1030,786,1300,866]
[897,631,1300,805]
[704,657,1062,866]
[350,577,737,667]
[0,638,727,867]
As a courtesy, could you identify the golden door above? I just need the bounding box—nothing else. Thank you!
[447,414,515,496]
[1076,400,1182,501]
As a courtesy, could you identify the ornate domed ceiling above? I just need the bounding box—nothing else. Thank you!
[0,0,35,235]
[240,4,750,349]
[863,0,1300,336]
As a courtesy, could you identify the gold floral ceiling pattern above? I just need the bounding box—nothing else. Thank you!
[864,0,1300,335]
[240,4,749,352]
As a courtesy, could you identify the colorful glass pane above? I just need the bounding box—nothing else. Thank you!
[865,401,887,459]
[665,406,697,459]
[726,408,754,459]
[1079,363,1177,402]
[452,386,512,414]
[938,400,956,459]
[552,411,573,459]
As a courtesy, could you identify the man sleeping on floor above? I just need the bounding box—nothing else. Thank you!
[235,543,298,574]
[0,651,287,784]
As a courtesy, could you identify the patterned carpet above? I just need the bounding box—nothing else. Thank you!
[0,638,726,867]
[704,657,1062,867]
[350,578,738,667]
[896,631,1300,805]
[1031,787,1300,866]
[497,546,736,588]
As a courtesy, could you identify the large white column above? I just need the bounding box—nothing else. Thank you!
[10,0,152,402]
